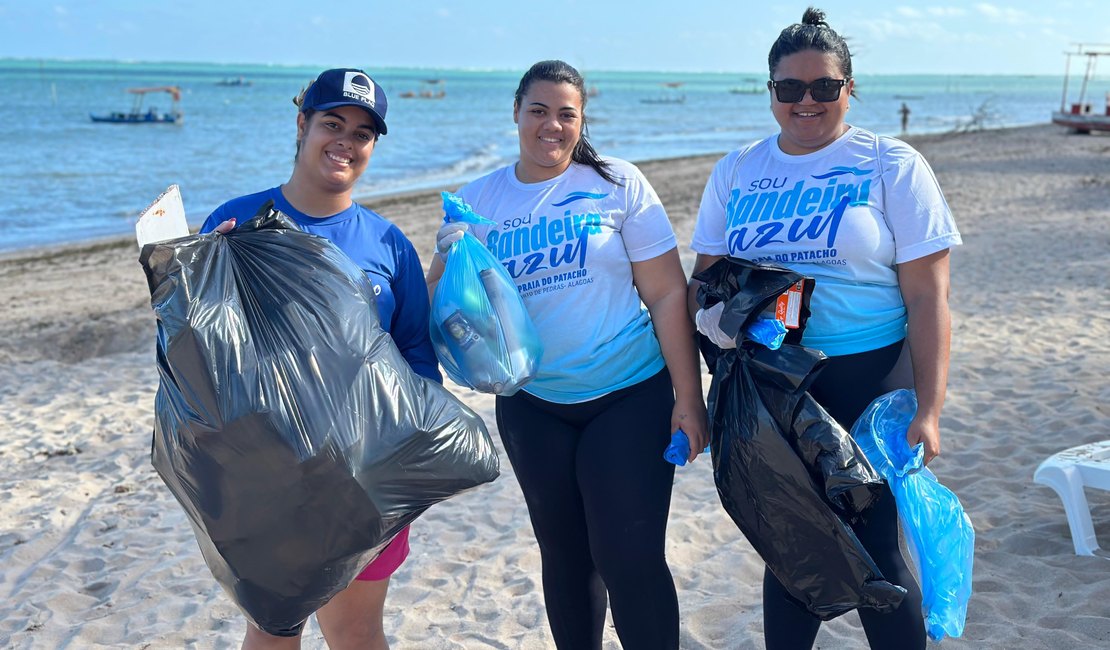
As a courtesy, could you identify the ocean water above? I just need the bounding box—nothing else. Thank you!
[0,59,1075,253]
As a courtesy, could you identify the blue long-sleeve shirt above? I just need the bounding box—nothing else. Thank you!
[201,187,441,383]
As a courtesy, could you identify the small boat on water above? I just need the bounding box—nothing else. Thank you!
[216,76,252,87]
[641,82,686,105]
[90,86,183,124]
[729,78,763,95]
[1051,43,1110,134]
[400,79,446,99]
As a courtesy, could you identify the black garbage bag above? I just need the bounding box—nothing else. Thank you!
[696,257,904,620]
[140,206,500,636]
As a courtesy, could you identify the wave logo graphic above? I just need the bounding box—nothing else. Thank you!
[343,72,375,104]
[552,191,608,207]
[811,166,870,180]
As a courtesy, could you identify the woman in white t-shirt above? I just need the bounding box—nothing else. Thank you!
[688,8,961,650]
[426,60,707,650]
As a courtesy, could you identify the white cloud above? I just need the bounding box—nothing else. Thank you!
[93,20,139,37]
[892,5,968,22]
[926,7,967,17]
[855,17,951,43]
[974,3,1034,24]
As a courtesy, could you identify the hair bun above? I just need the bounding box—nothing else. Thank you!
[802,6,828,27]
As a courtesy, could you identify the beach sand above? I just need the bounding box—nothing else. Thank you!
[2,123,1109,649]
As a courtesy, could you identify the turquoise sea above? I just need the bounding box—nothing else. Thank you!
[0,59,1075,253]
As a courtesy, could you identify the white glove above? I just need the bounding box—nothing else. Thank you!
[436,222,469,261]
[696,302,736,350]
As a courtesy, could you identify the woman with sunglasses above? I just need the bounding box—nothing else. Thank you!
[688,8,960,650]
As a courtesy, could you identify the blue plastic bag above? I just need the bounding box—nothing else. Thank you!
[851,389,974,641]
[663,429,711,467]
[663,430,691,466]
[745,317,787,350]
[430,192,543,395]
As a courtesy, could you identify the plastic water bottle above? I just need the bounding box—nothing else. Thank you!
[479,268,529,381]
[441,309,502,393]
[443,309,482,351]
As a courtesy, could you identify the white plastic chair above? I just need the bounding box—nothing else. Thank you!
[1034,440,1110,557]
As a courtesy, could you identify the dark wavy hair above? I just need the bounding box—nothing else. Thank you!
[513,60,618,185]
[768,7,855,92]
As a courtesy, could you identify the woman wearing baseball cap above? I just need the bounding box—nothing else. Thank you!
[202,67,435,650]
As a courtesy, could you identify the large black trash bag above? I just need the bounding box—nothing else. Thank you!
[140,206,500,636]
[697,258,884,517]
[695,257,904,620]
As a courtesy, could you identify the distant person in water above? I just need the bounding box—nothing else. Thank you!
[900,102,911,133]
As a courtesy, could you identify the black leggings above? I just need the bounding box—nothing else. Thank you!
[495,368,679,650]
[762,340,926,650]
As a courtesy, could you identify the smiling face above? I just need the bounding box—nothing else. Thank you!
[770,49,854,155]
[293,105,377,195]
[513,80,583,183]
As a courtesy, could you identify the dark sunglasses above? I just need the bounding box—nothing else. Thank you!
[767,78,849,103]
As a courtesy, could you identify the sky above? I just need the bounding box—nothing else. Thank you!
[2,1,1109,75]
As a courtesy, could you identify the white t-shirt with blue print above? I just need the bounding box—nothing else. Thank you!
[458,158,676,404]
[692,126,961,356]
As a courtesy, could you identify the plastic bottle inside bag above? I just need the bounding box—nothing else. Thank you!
[440,309,504,393]
[479,268,533,381]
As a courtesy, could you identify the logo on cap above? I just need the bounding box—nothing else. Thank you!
[343,72,375,107]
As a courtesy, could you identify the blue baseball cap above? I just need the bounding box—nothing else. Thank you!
[301,68,389,135]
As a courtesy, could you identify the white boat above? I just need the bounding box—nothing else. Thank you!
[90,86,183,124]
[1051,44,1110,134]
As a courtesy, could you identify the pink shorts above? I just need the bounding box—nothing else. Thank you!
[355,526,410,581]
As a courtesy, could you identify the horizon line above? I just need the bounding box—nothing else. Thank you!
[0,56,1074,78]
